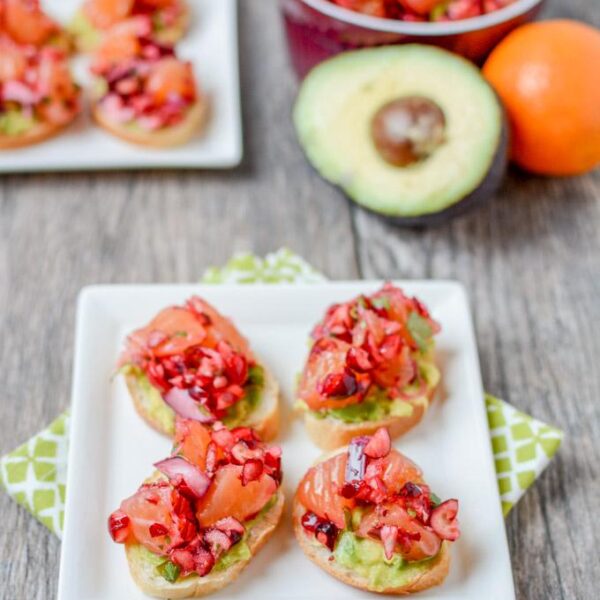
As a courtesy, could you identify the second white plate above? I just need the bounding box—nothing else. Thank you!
[0,0,242,172]
[58,282,515,599]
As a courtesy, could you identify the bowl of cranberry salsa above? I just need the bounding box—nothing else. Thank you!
[281,0,546,77]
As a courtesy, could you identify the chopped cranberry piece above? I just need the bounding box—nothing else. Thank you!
[149,523,169,538]
[213,516,245,538]
[396,528,422,553]
[211,427,235,450]
[315,521,339,551]
[346,347,375,372]
[318,371,358,398]
[301,511,339,551]
[205,441,218,473]
[231,441,264,464]
[364,428,391,459]
[108,510,130,543]
[204,528,233,556]
[430,499,460,541]
[399,482,432,524]
[241,459,263,486]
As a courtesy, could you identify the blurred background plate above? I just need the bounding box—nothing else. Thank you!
[0,0,242,173]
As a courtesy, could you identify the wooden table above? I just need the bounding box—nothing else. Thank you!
[1,2,598,599]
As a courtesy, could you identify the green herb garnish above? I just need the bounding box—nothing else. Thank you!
[407,312,434,351]
[157,560,180,583]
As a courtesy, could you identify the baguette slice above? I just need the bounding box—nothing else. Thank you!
[293,497,450,595]
[126,491,284,599]
[0,117,76,150]
[125,362,280,441]
[92,98,208,148]
[293,445,450,595]
[301,365,439,451]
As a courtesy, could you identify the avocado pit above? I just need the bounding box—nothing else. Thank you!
[371,97,446,167]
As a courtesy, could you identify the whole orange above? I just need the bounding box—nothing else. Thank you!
[483,20,600,176]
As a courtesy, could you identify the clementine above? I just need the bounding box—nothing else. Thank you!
[483,20,600,176]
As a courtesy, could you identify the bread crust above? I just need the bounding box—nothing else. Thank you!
[0,117,76,150]
[302,381,438,451]
[92,98,208,148]
[125,363,280,441]
[126,491,284,598]
[292,497,450,595]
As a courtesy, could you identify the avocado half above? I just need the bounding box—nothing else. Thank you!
[293,45,508,226]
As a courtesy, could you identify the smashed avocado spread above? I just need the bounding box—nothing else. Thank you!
[334,532,440,592]
[121,364,265,433]
[0,109,36,136]
[298,359,439,424]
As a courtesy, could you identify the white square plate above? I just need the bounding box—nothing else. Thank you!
[58,282,515,599]
[0,0,241,172]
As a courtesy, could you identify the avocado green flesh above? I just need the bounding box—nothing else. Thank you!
[121,365,265,434]
[300,358,439,424]
[0,109,37,136]
[294,45,503,218]
[68,11,102,51]
[334,532,440,591]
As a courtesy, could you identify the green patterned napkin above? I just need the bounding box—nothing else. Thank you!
[0,249,563,538]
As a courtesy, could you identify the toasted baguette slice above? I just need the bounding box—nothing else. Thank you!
[92,98,208,148]
[125,362,280,441]
[126,491,284,599]
[0,117,76,150]
[301,368,439,451]
[292,496,449,595]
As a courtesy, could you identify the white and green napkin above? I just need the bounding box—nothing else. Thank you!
[0,249,563,538]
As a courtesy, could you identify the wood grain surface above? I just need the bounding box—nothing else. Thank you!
[0,1,598,599]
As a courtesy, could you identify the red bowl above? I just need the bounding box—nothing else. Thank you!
[281,0,546,77]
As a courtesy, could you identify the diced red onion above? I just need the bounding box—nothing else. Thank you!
[154,456,211,500]
[364,428,391,459]
[163,387,215,423]
[345,436,368,483]
[380,525,398,560]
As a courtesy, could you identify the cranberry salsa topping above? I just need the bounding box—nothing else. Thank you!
[330,0,517,22]
[91,16,197,131]
[300,428,460,561]
[298,283,440,412]
[120,296,260,422]
[0,41,80,128]
[108,419,282,581]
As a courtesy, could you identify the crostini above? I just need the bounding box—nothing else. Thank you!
[293,427,459,595]
[296,283,441,450]
[1,0,72,51]
[109,419,284,598]
[71,0,189,52]
[89,16,206,147]
[0,40,80,150]
[118,295,279,440]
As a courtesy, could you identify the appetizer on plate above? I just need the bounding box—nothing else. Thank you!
[294,428,459,595]
[118,295,279,440]
[0,0,71,51]
[296,283,440,450]
[109,419,284,598]
[0,39,80,149]
[71,0,189,51]
[89,16,207,147]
